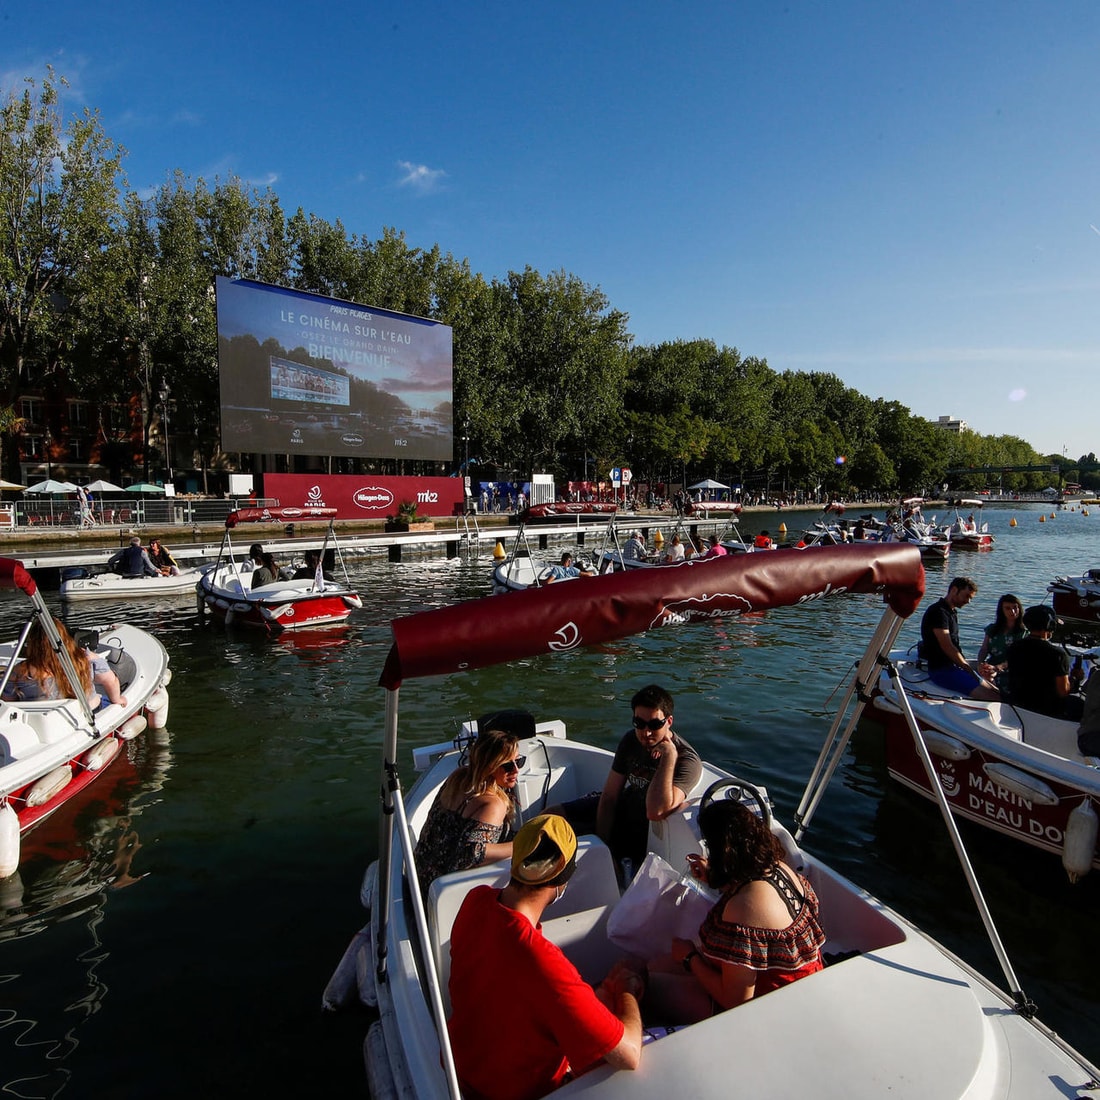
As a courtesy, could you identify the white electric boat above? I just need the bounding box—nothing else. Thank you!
[324,544,1100,1100]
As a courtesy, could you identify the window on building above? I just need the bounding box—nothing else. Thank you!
[19,397,43,425]
[68,400,90,427]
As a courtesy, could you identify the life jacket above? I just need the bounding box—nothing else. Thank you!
[754,534,774,549]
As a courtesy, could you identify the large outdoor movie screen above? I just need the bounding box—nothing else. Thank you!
[215,278,453,461]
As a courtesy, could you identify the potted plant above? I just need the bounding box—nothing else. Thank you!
[385,500,435,532]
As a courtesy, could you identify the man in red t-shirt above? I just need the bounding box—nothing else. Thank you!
[448,815,642,1100]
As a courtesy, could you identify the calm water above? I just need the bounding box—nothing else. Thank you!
[1,504,1098,1097]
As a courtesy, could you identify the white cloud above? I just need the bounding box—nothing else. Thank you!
[396,160,446,194]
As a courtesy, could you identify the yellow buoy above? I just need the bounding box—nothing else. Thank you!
[1084,508,1090,516]
[1009,517,1017,527]
[1050,512,1056,520]
[493,540,506,560]
[778,522,787,535]
[653,529,664,546]
[1039,514,1046,523]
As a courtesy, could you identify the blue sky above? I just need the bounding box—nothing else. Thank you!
[5,1,1098,461]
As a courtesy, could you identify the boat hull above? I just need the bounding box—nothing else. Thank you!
[872,662,1100,870]
[61,567,207,601]
[197,569,361,631]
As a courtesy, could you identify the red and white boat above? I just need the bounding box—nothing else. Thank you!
[871,650,1100,880]
[521,501,619,522]
[196,508,363,632]
[0,558,171,876]
[1048,568,1100,626]
[948,500,994,550]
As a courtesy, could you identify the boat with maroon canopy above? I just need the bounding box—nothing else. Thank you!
[195,507,362,631]
[325,544,1099,1100]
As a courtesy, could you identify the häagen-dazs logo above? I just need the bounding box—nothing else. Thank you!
[354,486,395,511]
[341,433,365,447]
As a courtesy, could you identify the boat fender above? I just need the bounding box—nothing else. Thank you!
[160,667,173,688]
[25,764,74,808]
[343,594,363,609]
[922,730,972,762]
[119,714,148,740]
[83,736,121,771]
[145,688,170,730]
[981,762,1059,806]
[1062,799,1098,883]
[322,924,373,1011]
[0,802,19,879]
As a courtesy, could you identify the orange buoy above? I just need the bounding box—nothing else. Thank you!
[493,540,506,560]
[1009,517,1017,527]
[1039,515,1046,523]
[653,529,664,546]
[778,522,787,535]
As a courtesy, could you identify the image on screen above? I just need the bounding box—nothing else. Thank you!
[215,277,454,461]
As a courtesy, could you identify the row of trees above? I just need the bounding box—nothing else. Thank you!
[2,71,1095,496]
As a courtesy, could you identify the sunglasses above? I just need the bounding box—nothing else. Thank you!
[499,756,527,774]
[632,716,669,731]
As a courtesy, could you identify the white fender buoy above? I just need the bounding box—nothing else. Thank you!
[144,687,170,730]
[922,730,972,762]
[1062,799,1098,883]
[322,924,373,1011]
[83,737,121,772]
[25,765,73,808]
[343,594,363,609]
[119,714,148,740]
[982,762,1059,806]
[160,667,173,687]
[0,803,20,879]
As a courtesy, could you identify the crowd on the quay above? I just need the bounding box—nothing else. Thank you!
[411,688,827,1100]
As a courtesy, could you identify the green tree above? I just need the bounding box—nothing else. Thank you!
[0,69,124,475]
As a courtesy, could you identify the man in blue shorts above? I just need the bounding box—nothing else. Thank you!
[920,577,1000,700]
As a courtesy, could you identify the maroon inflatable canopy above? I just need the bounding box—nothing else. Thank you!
[0,557,38,598]
[225,507,338,528]
[380,543,925,689]
[522,502,619,520]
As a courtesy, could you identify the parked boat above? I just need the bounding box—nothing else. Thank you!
[324,544,1100,1098]
[1048,568,1100,626]
[870,650,1100,880]
[949,500,995,550]
[195,507,362,631]
[0,558,171,876]
[61,564,209,601]
[522,501,619,522]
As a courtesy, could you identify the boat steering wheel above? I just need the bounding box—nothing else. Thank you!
[699,777,773,832]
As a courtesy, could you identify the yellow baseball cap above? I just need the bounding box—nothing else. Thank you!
[511,814,578,886]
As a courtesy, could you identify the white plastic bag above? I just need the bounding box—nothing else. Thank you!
[606,851,716,957]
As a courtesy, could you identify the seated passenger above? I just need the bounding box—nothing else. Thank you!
[1006,605,1085,720]
[147,538,182,576]
[753,531,774,549]
[698,536,728,560]
[558,684,701,873]
[250,552,280,588]
[2,618,102,709]
[975,593,1025,684]
[413,727,521,890]
[645,799,825,1023]
[621,532,648,562]
[919,576,1000,701]
[292,549,335,582]
[108,536,160,578]
[663,534,686,563]
[545,551,593,582]
[448,815,642,1099]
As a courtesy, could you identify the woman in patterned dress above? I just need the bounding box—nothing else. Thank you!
[413,728,521,890]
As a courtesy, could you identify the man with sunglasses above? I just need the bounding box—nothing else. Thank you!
[560,685,701,874]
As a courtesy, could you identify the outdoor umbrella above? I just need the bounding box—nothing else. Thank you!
[0,479,26,491]
[687,478,730,491]
[25,479,77,523]
[26,479,78,494]
[125,482,166,494]
[85,479,124,492]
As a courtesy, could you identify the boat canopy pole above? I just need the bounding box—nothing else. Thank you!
[794,605,906,842]
[374,686,400,988]
[885,659,1035,1017]
[0,621,34,698]
[388,786,463,1100]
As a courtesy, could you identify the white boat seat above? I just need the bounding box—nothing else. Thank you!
[426,836,620,1012]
